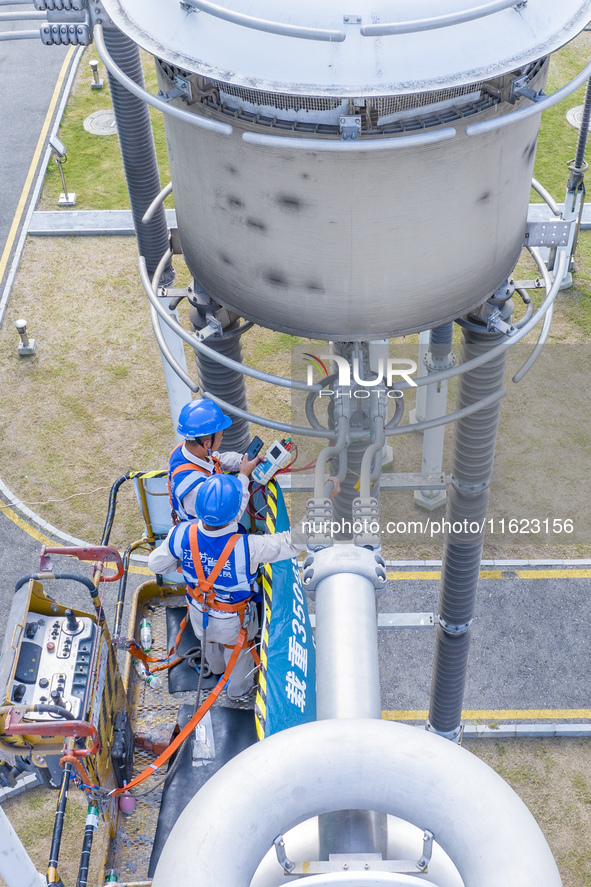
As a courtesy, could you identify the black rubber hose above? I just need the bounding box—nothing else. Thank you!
[15,573,95,595]
[32,704,76,721]
[101,472,132,546]
[48,761,72,885]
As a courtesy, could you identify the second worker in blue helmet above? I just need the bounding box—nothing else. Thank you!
[148,473,306,701]
[169,398,263,522]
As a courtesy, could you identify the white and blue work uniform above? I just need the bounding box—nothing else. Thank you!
[168,444,249,522]
[148,518,306,700]
[168,521,260,618]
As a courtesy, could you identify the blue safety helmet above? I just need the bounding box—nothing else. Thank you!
[196,474,243,526]
[177,399,233,439]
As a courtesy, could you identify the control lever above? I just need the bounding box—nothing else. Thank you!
[64,609,80,634]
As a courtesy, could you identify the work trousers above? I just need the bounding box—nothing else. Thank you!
[188,603,259,700]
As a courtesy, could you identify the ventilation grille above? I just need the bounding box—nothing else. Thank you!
[157,58,546,133]
[369,84,484,117]
[219,84,343,113]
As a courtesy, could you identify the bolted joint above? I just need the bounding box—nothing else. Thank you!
[438,616,472,636]
[302,545,387,597]
[304,497,334,550]
[352,496,380,548]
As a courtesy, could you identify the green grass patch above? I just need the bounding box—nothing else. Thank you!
[41,47,171,211]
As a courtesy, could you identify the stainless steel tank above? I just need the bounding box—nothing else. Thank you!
[102,0,591,340]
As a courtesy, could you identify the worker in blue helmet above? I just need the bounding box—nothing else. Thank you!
[148,473,306,701]
[168,398,263,523]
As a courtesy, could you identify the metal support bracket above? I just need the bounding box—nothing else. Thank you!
[339,115,361,140]
[486,308,514,336]
[524,220,571,247]
[417,829,434,871]
[273,832,435,875]
[510,75,546,104]
[159,75,193,104]
[273,835,296,874]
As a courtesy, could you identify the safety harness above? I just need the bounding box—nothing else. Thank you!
[168,444,222,523]
[111,527,260,797]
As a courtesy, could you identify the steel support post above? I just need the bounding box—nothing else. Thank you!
[427,321,508,739]
[103,27,174,286]
[315,566,388,858]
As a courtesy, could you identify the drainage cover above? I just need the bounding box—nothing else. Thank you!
[566,105,591,130]
[83,110,117,135]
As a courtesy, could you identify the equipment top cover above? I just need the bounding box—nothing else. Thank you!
[101,0,591,96]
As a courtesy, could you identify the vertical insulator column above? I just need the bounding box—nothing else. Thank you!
[428,323,508,739]
[103,28,174,285]
[195,326,251,452]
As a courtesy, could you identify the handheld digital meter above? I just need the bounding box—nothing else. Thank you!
[251,438,292,485]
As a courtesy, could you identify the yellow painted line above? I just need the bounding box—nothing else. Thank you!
[2,503,54,547]
[1,504,152,576]
[386,569,591,581]
[382,709,591,721]
[0,46,75,285]
[515,569,591,579]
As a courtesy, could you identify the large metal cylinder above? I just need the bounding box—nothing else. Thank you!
[155,59,547,340]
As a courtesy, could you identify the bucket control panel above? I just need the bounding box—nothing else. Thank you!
[11,609,97,721]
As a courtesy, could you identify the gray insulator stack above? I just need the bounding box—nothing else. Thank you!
[428,325,508,738]
[430,321,454,357]
[194,327,251,453]
[103,27,174,285]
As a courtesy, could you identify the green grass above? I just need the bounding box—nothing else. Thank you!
[41,47,171,210]
[532,32,591,203]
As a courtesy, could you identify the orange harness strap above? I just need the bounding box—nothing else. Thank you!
[187,525,243,612]
[111,626,248,796]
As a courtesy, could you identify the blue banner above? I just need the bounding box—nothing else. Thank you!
[255,481,316,738]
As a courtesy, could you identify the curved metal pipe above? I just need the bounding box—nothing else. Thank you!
[394,248,568,391]
[511,253,553,382]
[142,182,173,224]
[93,25,233,136]
[152,719,562,887]
[387,389,506,436]
[466,55,591,136]
[0,29,38,39]
[202,388,335,439]
[360,0,518,35]
[140,254,323,393]
[531,178,562,217]
[182,0,346,42]
[314,420,348,497]
[149,303,199,393]
[512,303,554,383]
[360,410,385,500]
[243,128,456,152]
[0,10,45,20]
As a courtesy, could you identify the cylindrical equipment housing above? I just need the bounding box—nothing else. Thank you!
[156,60,547,340]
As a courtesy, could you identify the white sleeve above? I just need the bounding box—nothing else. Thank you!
[237,473,249,521]
[147,530,180,575]
[247,531,306,573]
[217,451,243,472]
